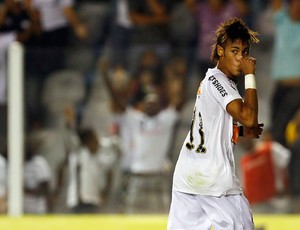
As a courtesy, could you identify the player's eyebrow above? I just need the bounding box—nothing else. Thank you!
[230,45,240,49]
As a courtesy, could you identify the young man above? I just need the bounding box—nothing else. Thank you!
[66,128,118,213]
[167,18,263,230]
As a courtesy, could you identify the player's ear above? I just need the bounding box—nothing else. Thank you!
[217,45,224,57]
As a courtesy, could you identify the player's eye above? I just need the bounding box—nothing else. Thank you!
[231,50,238,54]
[243,49,250,56]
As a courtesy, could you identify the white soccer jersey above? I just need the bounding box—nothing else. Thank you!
[124,107,179,174]
[173,68,243,196]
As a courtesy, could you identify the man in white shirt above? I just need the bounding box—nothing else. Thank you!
[24,138,52,214]
[66,128,118,213]
[25,0,87,74]
[168,18,263,230]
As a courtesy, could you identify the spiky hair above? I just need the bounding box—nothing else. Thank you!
[211,18,259,64]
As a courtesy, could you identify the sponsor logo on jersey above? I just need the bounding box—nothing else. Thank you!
[227,78,238,90]
[208,75,228,97]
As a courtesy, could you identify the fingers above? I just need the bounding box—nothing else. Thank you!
[244,56,256,63]
[241,56,256,75]
[250,124,264,138]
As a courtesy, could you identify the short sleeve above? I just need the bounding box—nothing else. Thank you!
[206,75,242,111]
[158,107,179,125]
[35,156,52,182]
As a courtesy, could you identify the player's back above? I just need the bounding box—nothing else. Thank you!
[172,68,243,196]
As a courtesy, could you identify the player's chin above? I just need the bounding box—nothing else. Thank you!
[237,70,244,77]
[233,69,242,77]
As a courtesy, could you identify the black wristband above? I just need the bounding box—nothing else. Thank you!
[239,126,244,136]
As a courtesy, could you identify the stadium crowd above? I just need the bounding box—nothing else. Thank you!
[0,0,300,214]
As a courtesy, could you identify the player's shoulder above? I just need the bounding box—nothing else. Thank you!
[204,68,224,82]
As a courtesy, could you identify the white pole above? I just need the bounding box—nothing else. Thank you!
[7,41,24,217]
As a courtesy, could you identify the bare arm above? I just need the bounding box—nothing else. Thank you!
[98,58,127,112]
[63,6,87,40]
[227,57,258,128]
[227,91,258,128]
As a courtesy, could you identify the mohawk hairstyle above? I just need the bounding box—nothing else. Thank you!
[211,18,259,64]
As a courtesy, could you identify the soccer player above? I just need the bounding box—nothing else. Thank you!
[167,18,263,230]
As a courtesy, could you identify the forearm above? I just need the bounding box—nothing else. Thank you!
[63,7,83,31]
[243,88,258,127]
[99,60,126,111]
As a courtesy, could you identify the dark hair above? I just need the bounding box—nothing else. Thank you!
[211,18,259,64]
[78,129,95,145]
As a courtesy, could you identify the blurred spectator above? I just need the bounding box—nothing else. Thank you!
[168,0,197,76]
[163,56,187,104]
[0,33,16,145]
[0,151,7,214]
[125,93,181,213]
[24,136,52,214]
[240,129,291,213]
[125,0,171,69]
[187,0,249,79]
[0,0,38,144]
[50,104,81,211]
[128,0,170,44]
[269,0,300,147]
[0,0,34,38]
[133,48,163,85]
[100,59,183,212]
[285,109,300,196]
[286,109,300,147]
[27,105,81,213]
[104,64,131,114]
[66,128,119,213]
[25,0,88,75]
[104,0,133,68]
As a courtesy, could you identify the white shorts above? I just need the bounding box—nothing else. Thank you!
[167,191,254,230]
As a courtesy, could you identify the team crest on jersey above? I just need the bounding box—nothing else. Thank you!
[208,75,228,97]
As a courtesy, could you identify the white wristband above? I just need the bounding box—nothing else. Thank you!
[245,74,256,89]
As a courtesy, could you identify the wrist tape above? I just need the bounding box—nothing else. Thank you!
[245,74,256,89]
